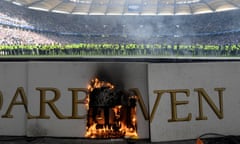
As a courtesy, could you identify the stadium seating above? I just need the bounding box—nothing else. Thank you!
[1,1,240,57]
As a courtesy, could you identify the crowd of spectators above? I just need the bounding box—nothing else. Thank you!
[1,0,240,48]
[0,25,60,45]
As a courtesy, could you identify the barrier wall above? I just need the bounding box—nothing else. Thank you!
[149,62,240,142]
[0,61,240,142]
[0,62,149,138]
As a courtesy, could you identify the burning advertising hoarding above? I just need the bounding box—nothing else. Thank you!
[0,62,149,139]
[0,61,240,142]
[85,78,138,138]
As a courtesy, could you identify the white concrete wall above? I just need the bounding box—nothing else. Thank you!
[2,61,240,142]
[0,63,27,136]
[0,62,149,138]
[149,62,240,142]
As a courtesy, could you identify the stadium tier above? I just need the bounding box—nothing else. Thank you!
[1,0,240,57]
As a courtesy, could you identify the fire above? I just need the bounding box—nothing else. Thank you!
[85,78,138,139]
[87,78,114,92]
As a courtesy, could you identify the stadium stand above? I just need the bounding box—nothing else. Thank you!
[1,0,240,56]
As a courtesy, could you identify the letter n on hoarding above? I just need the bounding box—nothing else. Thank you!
[195,88,225,120]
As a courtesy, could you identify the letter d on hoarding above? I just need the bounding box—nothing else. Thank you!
[0,90,2,110]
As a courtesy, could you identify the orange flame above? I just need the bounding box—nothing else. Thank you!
[88,78,114,92]
[85,78,138,139]
[196,138,204,144]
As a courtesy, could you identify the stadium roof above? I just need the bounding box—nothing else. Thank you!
[4,0,240,15]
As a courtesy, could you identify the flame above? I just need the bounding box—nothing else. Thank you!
[88,78,114,92]
[85,118,138,138]
[85,78,138,139]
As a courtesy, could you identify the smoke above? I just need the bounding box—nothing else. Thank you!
[126,23,154,42]
[94,64,125,89]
